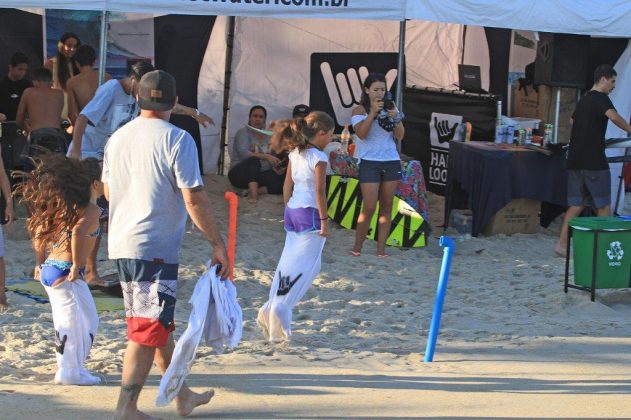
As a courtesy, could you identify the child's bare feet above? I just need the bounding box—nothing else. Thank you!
[0,293,7,313]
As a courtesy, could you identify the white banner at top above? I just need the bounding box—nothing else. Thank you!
[6,0,631,35]
[112,0,406,20]
[0,0,407,20]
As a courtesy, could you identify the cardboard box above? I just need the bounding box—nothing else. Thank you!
[450,209,473,235]
[513,84,577,144]
[482,198,540,236]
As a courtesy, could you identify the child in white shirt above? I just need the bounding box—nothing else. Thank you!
[257,111,335,342]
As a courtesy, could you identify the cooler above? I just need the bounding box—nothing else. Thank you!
[565,217,631,300]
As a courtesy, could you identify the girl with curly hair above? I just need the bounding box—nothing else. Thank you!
[17,155,102,385]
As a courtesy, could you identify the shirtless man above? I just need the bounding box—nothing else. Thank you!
[16,67,65,157]
[66,45,111,125]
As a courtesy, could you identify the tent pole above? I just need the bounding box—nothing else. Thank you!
[395,20,406,111]
[553,87,560,144]
[218,16,236,176]
[461,25,467,64]
[98,10,108,85]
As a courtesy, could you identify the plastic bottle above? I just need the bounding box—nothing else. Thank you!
[544,123,553,145]
[464,122,472,142]
[340,125,351,154]
[525,127,533,144]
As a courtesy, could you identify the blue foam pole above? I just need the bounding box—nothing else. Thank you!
[424,236,455,362]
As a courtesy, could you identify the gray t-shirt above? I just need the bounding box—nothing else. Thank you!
[68,79,138,160]
[230,126,271,171]
[102,116,203,264]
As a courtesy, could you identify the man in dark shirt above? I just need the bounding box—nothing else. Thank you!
[0,52,32,122]
[555,64,631,257]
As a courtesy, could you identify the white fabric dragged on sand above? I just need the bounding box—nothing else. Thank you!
[43,279,100,385]
[156,264,242,407]
[257,231,326,342]
[203,268,243,352]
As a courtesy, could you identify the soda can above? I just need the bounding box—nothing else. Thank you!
[495,124,505,144]
[506,125,515,143]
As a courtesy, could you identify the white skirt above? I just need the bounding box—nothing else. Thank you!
[43,279,100,385]
[257,231,326,342]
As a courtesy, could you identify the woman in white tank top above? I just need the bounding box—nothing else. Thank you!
[350,73,405,257]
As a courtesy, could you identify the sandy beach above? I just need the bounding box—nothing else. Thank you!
[2,173,631,418]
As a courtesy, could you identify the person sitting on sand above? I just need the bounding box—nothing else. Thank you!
[17,155,102,385]
[257,111,334,342]
[228,105,286,203]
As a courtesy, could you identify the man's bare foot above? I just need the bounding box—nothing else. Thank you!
[83,271,107,288]
[114,408,161,420]
[175,388,214,417]
[554,243,567,258]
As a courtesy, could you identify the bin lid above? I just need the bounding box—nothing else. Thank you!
[569,216,631,231]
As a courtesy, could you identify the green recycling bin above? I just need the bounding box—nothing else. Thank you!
[569,217,631,289]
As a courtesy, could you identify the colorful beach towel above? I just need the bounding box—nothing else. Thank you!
[5,278,124,312]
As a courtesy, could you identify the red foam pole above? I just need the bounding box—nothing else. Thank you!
[224,191,238,280]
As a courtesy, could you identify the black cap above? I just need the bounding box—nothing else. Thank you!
[292,104,310,117]
[138,70,176,111]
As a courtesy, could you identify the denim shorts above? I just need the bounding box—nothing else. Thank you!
[358,159,402,183]
[567,169,610,209]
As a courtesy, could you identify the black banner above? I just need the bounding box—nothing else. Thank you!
[0,9,43,84]
[309,52,403,132]
[155,15,215,174]
[401,88,497,195]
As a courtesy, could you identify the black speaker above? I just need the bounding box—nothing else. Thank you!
[534,33,590,88]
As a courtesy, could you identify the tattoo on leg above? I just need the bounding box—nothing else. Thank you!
[188,185,204,193]
[122,383,142,402]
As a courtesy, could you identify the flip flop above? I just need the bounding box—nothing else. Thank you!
[377,253,389,258]
[350,250,361,257]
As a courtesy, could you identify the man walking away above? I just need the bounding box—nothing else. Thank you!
[555,64,631,257]
[103,70,229,419]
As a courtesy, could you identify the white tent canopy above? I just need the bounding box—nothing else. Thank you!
[407,0,631,37]
[5,0,631,36]
[3,1,407,20]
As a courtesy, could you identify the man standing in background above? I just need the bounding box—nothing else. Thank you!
[0,52,32,122]
[555,64,631,257]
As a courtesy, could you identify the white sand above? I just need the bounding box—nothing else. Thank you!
[2,174,631,418]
